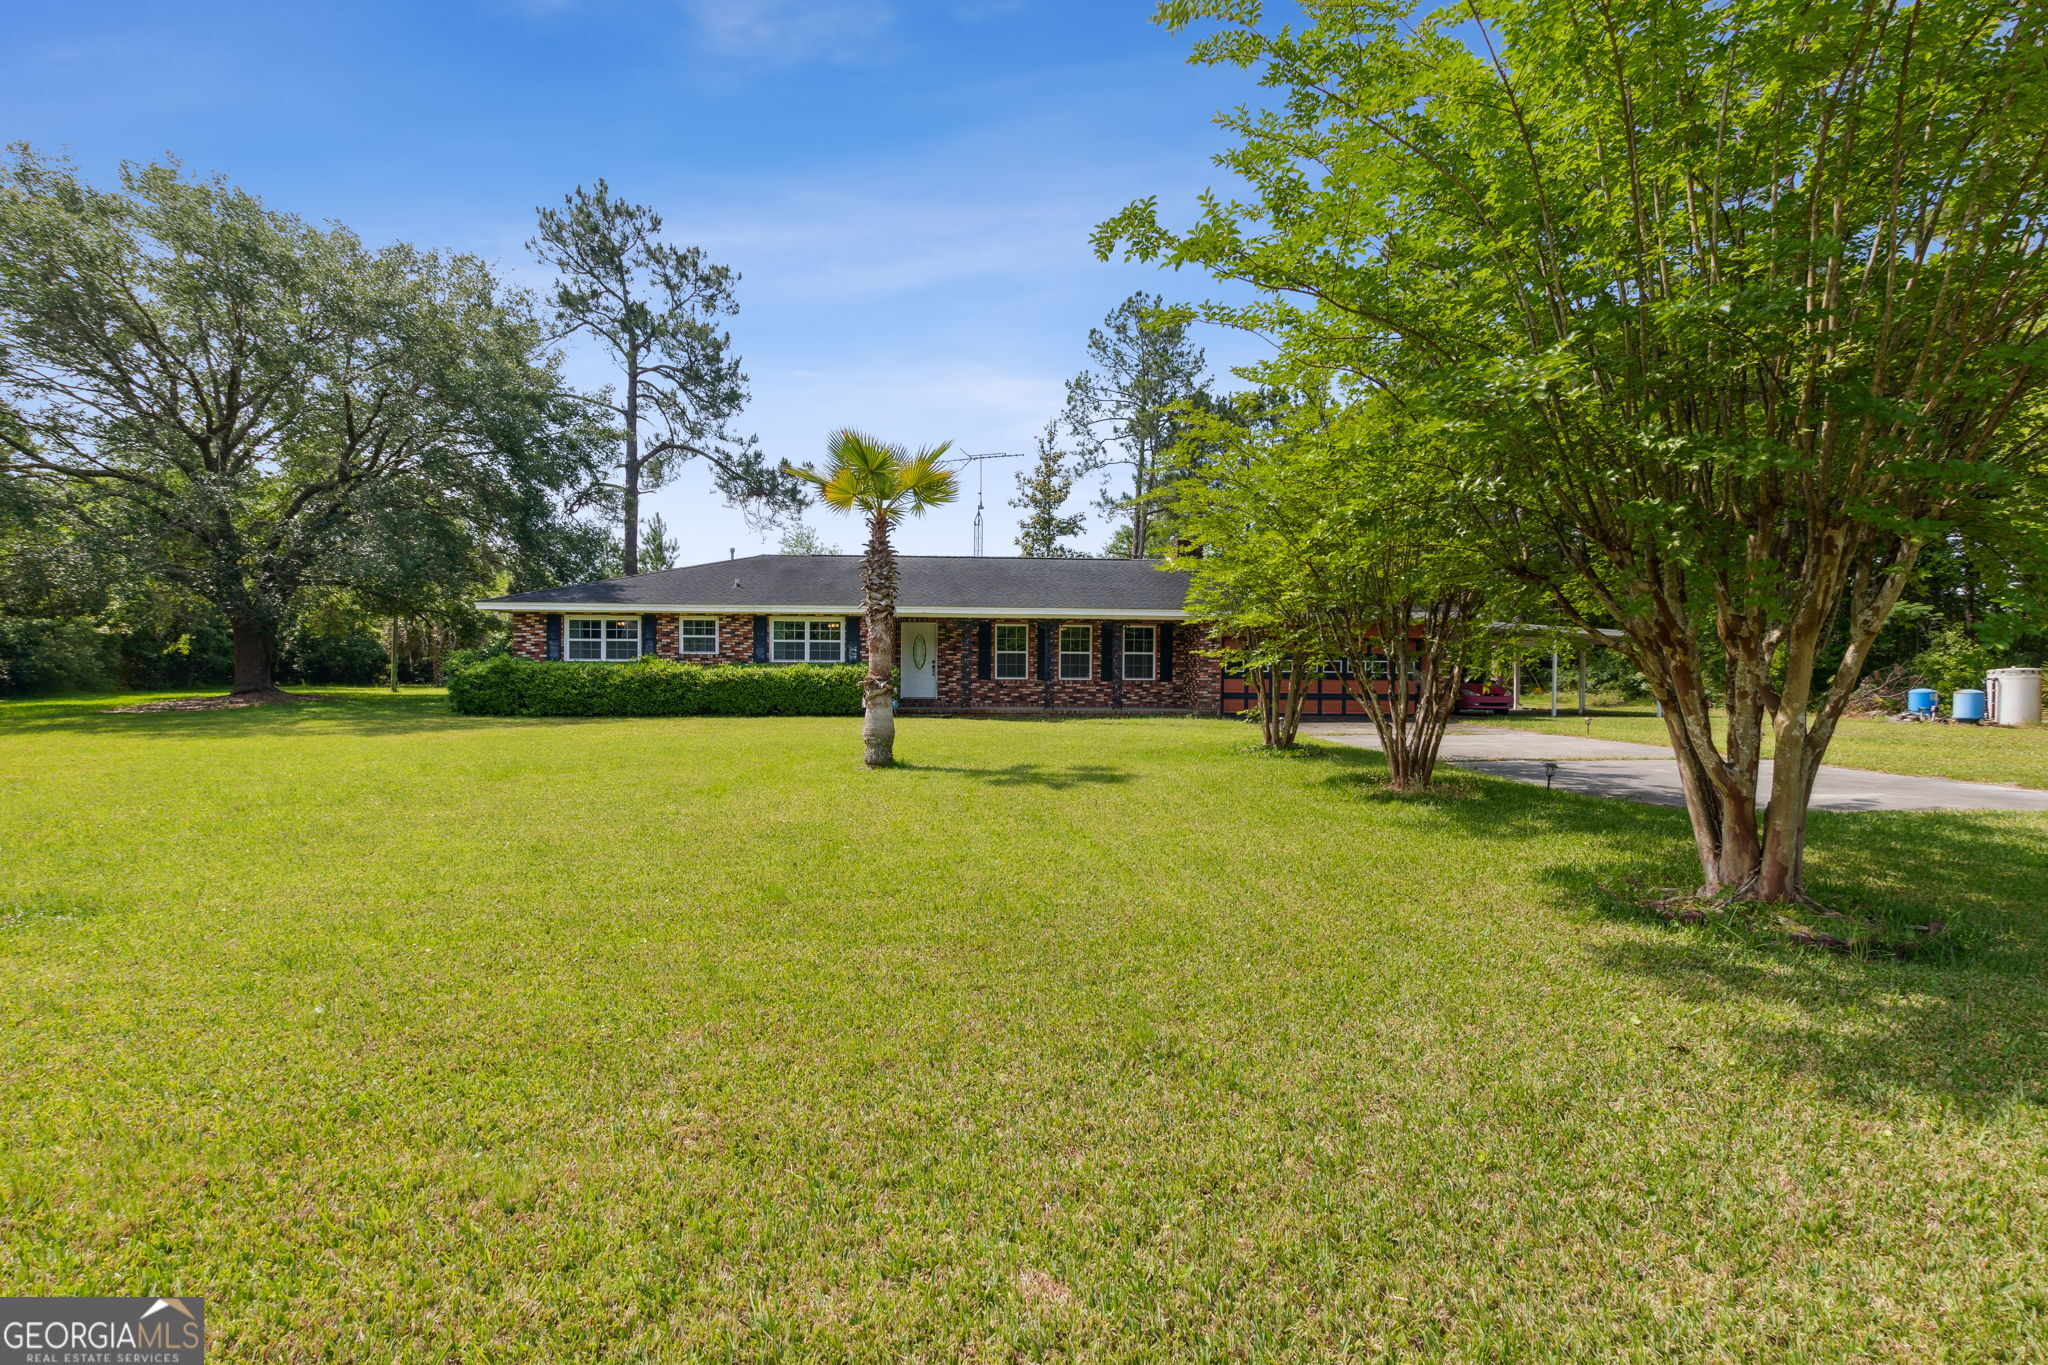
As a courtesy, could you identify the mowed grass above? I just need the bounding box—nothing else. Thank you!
[3,690,2048,1362]
[1478,703,2048,789]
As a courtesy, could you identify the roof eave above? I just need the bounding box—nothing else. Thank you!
[475,601,1190,620]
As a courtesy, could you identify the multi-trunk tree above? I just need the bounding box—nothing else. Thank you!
[531,181,797,574]
[1174,403,1506,785]
[1104,0,2048,899]
[0,149,603,695]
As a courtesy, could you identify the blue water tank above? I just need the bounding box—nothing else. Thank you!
[1906,687,1939,715]
[1953,689,1986,723]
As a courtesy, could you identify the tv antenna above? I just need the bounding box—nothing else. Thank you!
[947,450,1031,556]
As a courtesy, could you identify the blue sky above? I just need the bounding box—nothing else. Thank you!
[2,0,1272,560]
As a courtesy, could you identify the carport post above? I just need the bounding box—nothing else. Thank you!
[1577,645,1588,715]
[1549,648,1559,717]
[1511,659,1521,711]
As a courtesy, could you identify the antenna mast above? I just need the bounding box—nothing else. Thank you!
[947,450,1031,555]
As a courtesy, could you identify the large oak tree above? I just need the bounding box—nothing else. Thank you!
[0,149,602,694]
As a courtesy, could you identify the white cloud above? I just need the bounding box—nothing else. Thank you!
[680,0,897,64]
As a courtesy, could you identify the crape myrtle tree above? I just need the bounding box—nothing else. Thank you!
[1176,538,1318,750]
[784,432,957,768]
[531,182,799,574]
[0,149,607,696]
[1174,402,1511,785]
[1101,0,2048,900]
[1064,292,1209,558]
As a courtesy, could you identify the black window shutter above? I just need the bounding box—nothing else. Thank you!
[545,614,563,661]
[641,613,657,656]
[846,616,862,663]
[1159,623,1175,681]
[975,621,992,680]
[1101,622,1118,682]
[1036,622,1051,680]
[752,615,768,662]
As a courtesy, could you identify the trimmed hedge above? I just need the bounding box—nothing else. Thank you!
[447,656,866,718]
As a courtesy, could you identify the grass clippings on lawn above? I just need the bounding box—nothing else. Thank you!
[2,688,2046,1361]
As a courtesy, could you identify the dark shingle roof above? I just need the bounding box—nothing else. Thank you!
[478,555,1190,616]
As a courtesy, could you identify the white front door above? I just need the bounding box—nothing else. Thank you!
[899,621,938,699]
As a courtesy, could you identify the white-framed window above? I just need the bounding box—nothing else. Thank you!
[677,618,718,655]
[567,616,641,661]
[1122,624,1157,681]
[1058,624,1092,680]
[994,623,1029,679]
[1360,655,1390,681]
[771,617,843,663]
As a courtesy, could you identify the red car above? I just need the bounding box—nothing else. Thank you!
[1458,681,1515,713]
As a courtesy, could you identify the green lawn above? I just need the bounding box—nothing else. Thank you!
[4,690,2047,1361]
[1479,702,2048,789]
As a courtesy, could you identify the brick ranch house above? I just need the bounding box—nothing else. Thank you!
[479,554,1227,714]
[477,553,1467,717]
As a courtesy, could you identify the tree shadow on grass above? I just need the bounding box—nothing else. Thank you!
[1301,736,2048,1115]
[892,761,1131,790]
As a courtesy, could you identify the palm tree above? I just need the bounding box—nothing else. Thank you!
[783,430,957,767]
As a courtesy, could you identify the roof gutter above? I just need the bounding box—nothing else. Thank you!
[474,601,1191,620]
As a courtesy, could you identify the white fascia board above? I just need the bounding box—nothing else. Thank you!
[475,602,1190,620]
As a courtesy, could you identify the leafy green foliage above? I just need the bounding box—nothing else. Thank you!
[1171,398,1536,774]
[1909,626,2001,697]
[1010,422,1087,557]
[0,148,605,692]
[775,522,842,555]
[0,617,120,694]
[1104,0,2048,900]
[446,656,865,717]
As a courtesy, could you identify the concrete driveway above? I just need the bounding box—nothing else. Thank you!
[1314,723,2048,813]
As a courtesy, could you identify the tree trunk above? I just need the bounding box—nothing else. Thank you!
[229,615,276,695]
[863,609,896,769]
[861,513,898,768]
[1252,661,1302,748]
[622,364,641,576]
[1278,658,1305,746]
[388,616,401,692]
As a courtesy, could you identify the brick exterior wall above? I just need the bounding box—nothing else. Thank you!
[508,612,852,667]
[510,612,549,659]
[505,608,1220,713]
[904,618,1212,713]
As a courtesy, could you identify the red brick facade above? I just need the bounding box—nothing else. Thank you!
[901,619,1206,712]
[507,610,1221,713]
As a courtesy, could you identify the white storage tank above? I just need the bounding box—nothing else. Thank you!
[1988,667,2043,727]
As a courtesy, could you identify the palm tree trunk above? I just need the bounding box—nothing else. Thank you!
[861,512,899,767]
